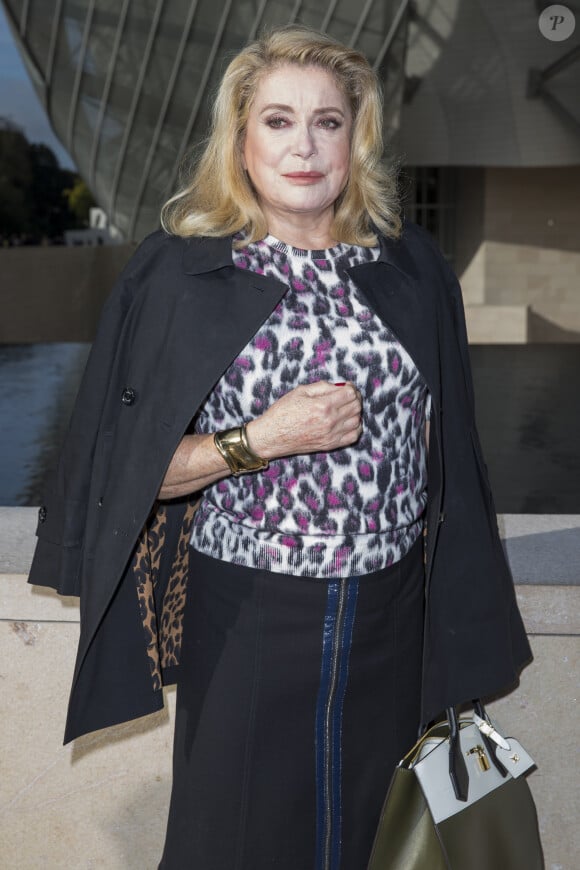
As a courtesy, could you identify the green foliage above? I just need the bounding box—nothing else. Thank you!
[65,177,96,224]
[0,121,96,242]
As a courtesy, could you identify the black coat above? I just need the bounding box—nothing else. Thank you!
[28,219,532,743]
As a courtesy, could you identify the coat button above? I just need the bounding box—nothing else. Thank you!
[121,387,136,405]
[38,505,47,523]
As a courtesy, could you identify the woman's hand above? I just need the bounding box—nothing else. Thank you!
[246,381,362,460]
[158,381,362,500]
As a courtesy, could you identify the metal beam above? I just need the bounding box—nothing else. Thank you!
[535,86,580,134]
[46,0,65,84]
[2,0,46,100]
[373,0,410,71]
[162,0,235,207]
[88,0,132,193]
[19,0,29,36]
[348,0,376,48]
[247,0,269,42]
[528,44,580,90]
[126,0,201,239]
[288,0,305,25]
[65,0,97,155]
[320,0,341,33]
[108,0,165,221]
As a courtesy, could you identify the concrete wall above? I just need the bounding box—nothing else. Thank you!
[0,245,134,343]
[484,167,580,252]
[464,303,530,343]
[1,508,578,869]
[454,167,486,283]
[462,240,580,342]
[458,167,580,341]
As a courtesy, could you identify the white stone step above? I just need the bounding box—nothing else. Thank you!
[465,304,530,343]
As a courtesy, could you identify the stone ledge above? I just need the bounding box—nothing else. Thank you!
[1,574,79,621]
[498,514,580,586]
[3,575,578,637]
[0,507,38,574]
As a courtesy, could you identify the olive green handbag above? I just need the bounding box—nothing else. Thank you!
[367,704,544,870]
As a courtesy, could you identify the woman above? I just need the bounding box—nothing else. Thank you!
[28,26,531,870]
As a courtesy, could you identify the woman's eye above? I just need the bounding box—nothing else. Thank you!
[266,116,288,128]
[263,115,341,130]
[318,117,341,129]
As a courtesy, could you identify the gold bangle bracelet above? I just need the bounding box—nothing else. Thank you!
[213,425,269,476]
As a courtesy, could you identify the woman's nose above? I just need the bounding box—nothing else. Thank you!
[292,124,316,158]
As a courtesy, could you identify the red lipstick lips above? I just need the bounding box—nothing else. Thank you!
[283,171,324,184]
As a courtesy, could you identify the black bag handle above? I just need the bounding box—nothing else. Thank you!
[446,706,469,801]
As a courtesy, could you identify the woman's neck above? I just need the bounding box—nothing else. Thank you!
[262,208,336,251]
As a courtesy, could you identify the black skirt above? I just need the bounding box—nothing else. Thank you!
[159,537,425,870]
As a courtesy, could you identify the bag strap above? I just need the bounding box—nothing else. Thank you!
[472,699,509,778]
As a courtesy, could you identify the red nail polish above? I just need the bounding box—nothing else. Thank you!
[334,382,346,386]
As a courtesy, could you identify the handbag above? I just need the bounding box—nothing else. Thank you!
[367,702,544,870]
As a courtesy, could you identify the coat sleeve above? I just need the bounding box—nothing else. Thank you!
[27,231,167,595]
[444,267,477,421]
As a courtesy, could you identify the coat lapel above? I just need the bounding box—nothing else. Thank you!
[347,233,441,406]
[165,238,288,436]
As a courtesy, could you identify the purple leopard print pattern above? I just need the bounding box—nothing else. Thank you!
[190,235,430,578]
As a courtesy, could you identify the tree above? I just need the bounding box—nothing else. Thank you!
[65,177,96,225]
[0,119,97,242]
[29,143,77,239]
[0,120,33,236]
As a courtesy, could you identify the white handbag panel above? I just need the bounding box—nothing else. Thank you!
[412,723,535,823]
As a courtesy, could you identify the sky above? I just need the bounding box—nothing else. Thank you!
[0,4,76,169]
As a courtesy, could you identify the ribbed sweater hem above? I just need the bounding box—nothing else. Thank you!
[189,510,424,579]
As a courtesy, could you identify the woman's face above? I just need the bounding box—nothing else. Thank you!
[242,64,352,240]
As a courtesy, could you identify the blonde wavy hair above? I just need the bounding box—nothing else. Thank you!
[161,26,402,246]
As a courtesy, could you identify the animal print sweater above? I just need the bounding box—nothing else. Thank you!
[190,234,430,578]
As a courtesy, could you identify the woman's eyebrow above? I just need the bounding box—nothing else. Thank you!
[258,103,346,116]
